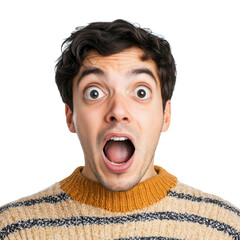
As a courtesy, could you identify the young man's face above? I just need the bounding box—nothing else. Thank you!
[66,47,171,191]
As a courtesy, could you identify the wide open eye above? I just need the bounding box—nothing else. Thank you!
[134,86,151,100]
[85,87,105,100]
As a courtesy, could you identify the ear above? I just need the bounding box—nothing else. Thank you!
[162,100,171,132]
[65,104,76,133]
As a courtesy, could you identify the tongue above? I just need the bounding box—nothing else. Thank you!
[104,140,134,163]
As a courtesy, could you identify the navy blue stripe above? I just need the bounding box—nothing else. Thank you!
[0,192,70,214]
[168,191,240,216]
[0,211,239,239]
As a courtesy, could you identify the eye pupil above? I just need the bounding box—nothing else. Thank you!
[90,90,99,99]
[137,89,146,98]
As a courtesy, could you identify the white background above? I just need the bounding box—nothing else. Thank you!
[0,0,239,207]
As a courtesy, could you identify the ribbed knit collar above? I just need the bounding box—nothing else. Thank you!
[60,165,177,212]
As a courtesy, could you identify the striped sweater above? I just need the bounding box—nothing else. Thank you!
[0,166,239,240]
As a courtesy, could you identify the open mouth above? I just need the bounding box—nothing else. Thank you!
[103,137,135,166]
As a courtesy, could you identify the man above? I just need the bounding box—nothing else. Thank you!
[0,19,239,239]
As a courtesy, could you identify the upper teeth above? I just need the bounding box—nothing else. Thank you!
[109,137,128,141]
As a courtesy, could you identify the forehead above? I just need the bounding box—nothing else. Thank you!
[81,47,158,74]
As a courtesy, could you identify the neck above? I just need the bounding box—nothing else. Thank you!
[81,164,158,190]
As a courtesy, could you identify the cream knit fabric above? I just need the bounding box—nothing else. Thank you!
[0,166,239,239]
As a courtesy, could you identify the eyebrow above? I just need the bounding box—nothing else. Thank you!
[77,67,105,85]
[130,68,157,85]
[77,67,158,86]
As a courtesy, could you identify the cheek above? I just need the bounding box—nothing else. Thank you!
[140,110,163,131]
[136,103,164,144]
[138,98,163,127]
[72,91,96,136]
[72,106,99,150]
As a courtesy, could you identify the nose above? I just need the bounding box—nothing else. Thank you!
[105,94,132,123]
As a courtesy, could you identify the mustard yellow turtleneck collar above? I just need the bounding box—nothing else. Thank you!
[60,165,177,212]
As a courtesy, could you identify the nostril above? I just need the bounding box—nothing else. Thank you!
[109,116,128,122]
[110,116,116,121]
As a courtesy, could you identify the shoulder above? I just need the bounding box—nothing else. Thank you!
[168,181,240,214]
[165,182,240,236]
[0,182,70,239]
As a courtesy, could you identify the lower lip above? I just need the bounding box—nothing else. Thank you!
[102,150,135,173]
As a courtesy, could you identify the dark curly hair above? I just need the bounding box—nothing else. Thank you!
[55,19,176,111]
